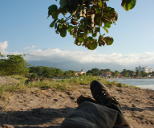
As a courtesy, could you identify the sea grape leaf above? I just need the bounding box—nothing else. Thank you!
[48,5,58,19]
[104,37,114,45]
[121,0,136,11]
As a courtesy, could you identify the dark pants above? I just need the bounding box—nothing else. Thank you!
[61,101,119,128]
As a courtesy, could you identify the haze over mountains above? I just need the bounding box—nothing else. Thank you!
[25,48,154,71]
[1,41,154,71]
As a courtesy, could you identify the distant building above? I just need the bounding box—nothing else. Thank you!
[143,67,153,73]
[135,66,153,73]
[75,69,86,76]
[101,71,112,78]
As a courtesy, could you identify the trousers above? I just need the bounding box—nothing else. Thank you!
[61,101,118,128]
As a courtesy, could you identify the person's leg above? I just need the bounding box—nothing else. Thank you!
[77,95,96,105]
[90,80,131,128]
[61,100,118,128]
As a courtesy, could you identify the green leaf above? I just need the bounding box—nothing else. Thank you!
[103,7,118,22]
[95,8,101,14]
[98,0,103,7]
[104,22,112,28]
[92,32,97,37]
[52,12,59,19]
[48,5,57,11]
[50,19,57,28]
[103,27,108,33]
[86,42,97,50]
[121,0,136,11]
[85,38,98,50]
[77,37,84,42]
[60,0,67,8]
[60,28,67,37]
[98,35,105,46]
[104,37,114,45]
[75,39,82,46]
[48,5,58,19]
[67,25,74,32]
[103,22,112,33]
[48,5,58,15]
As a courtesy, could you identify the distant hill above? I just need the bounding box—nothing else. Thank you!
[28,60,125,71]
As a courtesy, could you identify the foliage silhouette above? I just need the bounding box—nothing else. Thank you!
[48,0,136,50]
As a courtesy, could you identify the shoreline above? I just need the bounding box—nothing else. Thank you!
[109,77,154,79]
[135,85,154,90]
[108,78,154,90]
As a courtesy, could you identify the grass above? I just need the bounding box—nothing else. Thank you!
[0,75,27,96]
[26,75,103,90]
[0,75,137,97]
[0,83,27,97]
[0,75,102,96]
[104,80,139,88]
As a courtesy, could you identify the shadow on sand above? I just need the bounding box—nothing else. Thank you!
[1,105,154,128]
[122,106,154,112]
[0,107,75,128]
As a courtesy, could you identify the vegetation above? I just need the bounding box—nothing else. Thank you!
[29,66,64,78]
[87,68,154,78]
[0,55,28,76]
[0,54,149,97]
[0,75,133,97]
[0,55,76,79]
[87,68,102,76]
[48,0,136,50]
[0,54,153,79]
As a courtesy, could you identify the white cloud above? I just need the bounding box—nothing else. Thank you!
[23,45,37,50]
[24,48,154,70]
[0,41,8,53]
[1,42,153,70]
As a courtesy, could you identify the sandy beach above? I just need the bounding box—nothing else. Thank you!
[0,82,154,128]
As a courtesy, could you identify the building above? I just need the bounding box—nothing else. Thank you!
[143,67,153,73]
[135,66,153,73]
[75,69,86,76]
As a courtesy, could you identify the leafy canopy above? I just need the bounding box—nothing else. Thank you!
[48,0,136,50]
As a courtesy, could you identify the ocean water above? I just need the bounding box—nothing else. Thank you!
[109,78,154,90]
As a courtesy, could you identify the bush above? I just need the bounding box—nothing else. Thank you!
[0,55,28,76]
[29,66,64,78]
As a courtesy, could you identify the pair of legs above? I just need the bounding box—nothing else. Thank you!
[61,80,131,128]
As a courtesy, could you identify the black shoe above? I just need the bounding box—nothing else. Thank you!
[90,80,120,111]
[77,95,96,105]
[90,80,131,128]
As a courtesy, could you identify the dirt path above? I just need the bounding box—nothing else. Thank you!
[0,84,154,128]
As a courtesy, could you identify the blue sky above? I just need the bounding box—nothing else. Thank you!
[0,0,154,70]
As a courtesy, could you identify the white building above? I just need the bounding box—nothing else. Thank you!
[143,67,153,73]
[135,66,153,73]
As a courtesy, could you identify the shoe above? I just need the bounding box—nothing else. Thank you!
[90,80,131,128]
[77,95,96,105]
[90,80,119,109]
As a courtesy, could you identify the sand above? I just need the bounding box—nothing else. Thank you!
[0,83,154,128]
